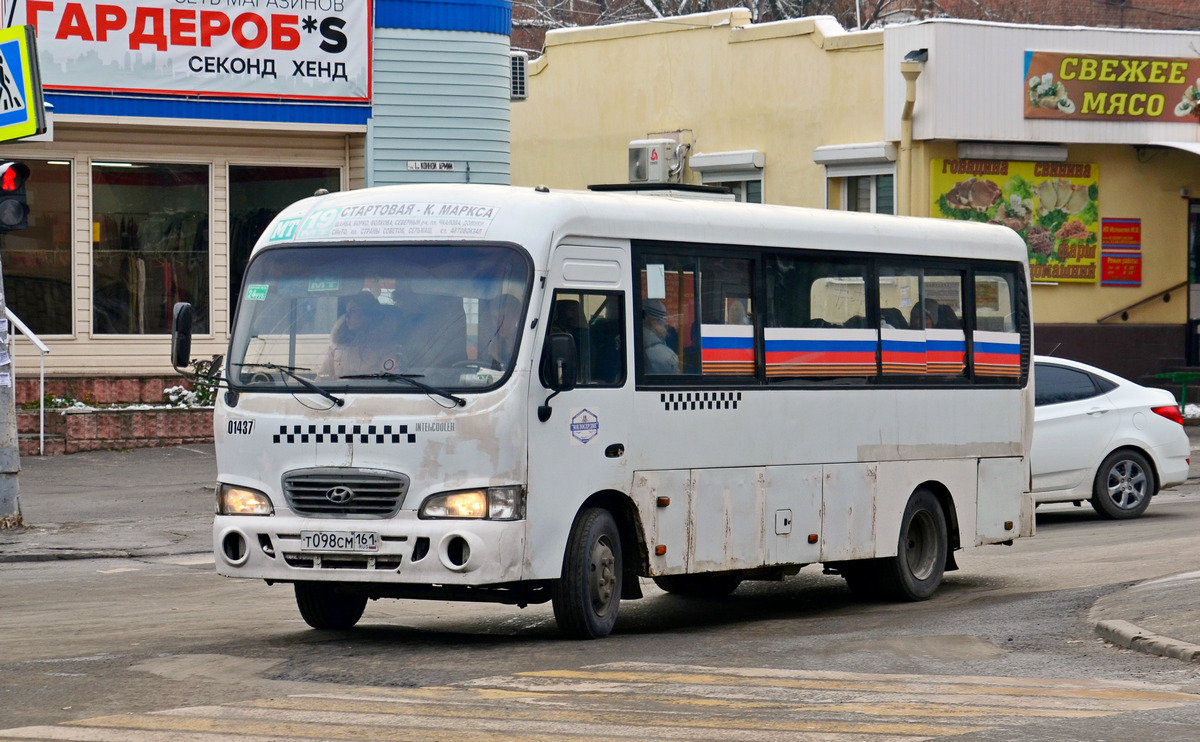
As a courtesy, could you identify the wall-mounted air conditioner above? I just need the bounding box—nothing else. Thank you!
[510,51,528,101]
[628,138,677,184]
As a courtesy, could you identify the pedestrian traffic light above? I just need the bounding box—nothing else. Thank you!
[0,162,30,232]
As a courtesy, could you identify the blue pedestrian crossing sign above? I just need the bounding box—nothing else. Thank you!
[0,25,42,143]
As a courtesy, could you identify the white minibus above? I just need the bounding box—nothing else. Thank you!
[172,184,1034,638]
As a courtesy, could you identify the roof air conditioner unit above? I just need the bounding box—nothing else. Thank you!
[510,51,528,101]
[628,138,677,184]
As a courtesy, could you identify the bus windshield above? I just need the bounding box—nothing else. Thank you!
[227,243,531,393]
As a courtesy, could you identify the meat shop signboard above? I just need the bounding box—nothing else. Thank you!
[2,0,371,102]
[931,159,1100,284]
[1024,51,1200,122]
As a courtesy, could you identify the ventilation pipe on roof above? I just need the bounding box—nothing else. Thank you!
[898,49,927,216]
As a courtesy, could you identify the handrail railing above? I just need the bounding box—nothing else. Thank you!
[6,309,48,456]
[1097,281,1188,324]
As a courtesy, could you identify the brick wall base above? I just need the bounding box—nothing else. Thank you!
[16,376,194,407]
[18,407,213,457]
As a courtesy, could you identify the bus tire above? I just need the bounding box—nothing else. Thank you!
[653,573,742,597]
[877,489,948,601]
[552,508,623,639]
[294,582,368,630]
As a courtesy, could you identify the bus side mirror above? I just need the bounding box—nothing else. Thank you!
[544,332,578,392]
[171,302,194,373]
[538,332,577,422]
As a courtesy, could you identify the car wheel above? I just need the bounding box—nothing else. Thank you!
[1090,449,1155,520]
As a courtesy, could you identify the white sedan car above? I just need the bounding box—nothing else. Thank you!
[1032,356,1191,519]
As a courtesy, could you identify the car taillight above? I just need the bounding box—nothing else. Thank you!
[1152,405,1184,425]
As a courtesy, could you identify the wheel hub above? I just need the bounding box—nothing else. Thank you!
[1107,461,1146,509]
[905,510,937,581]
[589,537,616,612]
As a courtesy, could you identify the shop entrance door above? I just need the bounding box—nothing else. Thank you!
[1189,201,1200,365]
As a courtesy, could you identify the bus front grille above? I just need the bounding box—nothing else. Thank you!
[282,468,410,517]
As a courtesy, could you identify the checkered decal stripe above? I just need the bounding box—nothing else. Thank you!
[272,424,416,444]
[661,392,741,411]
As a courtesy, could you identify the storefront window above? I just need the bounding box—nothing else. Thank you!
[229,166,340,318]
[2,159,72,335]
[92,163,209,334]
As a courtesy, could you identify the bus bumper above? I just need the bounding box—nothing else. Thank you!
[213,514,526,585]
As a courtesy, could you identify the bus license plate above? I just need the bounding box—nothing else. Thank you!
[299,531,379,552]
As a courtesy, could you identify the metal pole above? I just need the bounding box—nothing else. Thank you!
[0,252,22,529]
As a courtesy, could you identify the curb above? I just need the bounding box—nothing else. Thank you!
[1095,619,1200,662]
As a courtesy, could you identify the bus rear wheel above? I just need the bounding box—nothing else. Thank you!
[875,489,948,601]
[653,573,742,597]
[552,508,623,639]
[294,582,368,630]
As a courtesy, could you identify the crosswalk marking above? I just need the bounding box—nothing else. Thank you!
[3,661,1198,741]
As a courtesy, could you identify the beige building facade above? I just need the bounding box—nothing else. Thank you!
[512,12,1200,381]
[4,0,516,385]
[5,123,362,377]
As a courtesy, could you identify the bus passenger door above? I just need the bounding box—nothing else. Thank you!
[526,246,634,580]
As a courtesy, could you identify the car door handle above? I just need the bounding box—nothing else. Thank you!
[1086,408,1110,416]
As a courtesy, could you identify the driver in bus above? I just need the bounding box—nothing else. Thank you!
[319,291,388,378]
[642,299,680,374]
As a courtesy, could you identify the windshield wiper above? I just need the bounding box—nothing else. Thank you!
[340,372,466,407]
[233,362,344,407]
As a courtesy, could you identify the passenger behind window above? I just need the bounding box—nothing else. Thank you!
[319,291,386,378]
[642,299,680,374]
[880,307,908,329]
[911,299,962,331]
[912,298,939,329]
[937,304,961,329]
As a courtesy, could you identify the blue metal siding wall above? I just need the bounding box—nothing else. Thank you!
[46,93,370,125]
[370,29,511,186]
[376,0,511,34]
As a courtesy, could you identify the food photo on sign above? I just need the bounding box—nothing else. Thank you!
[930,159,1100,283]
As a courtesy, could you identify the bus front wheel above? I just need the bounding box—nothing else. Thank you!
[876,489,948,601]
[294,582,368,630]
[552,508,623,639]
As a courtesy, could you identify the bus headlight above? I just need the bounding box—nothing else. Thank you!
[420,486,525,520]
[217,484,274,516]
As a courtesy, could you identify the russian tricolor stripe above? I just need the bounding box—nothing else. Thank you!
[974,331,1021,376]
[701,324,755,375]
[926,331,966,375]
[764,328,877,377]
[881,330,925,374]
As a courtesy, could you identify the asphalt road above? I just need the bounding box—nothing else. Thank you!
[5,489,1200,739]
[4,436,1200,740]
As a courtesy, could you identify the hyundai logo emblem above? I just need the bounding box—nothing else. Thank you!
[325,486,355,504]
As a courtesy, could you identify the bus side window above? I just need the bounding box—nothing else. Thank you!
[541,291,625,388]
[765,255,874,381]
[973,270,1022,379]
